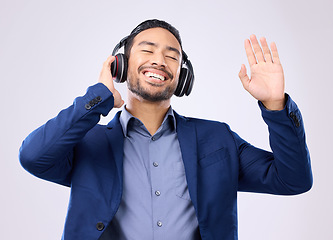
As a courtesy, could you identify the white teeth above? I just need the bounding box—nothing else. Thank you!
[144,71,165,81]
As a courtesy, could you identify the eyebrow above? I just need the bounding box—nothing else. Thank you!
[138,41,181,56]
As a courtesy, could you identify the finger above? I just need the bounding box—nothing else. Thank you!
[238,64,250,90]
[260,37,273,63]
[250,34,265,63]
[270,42,281,64]
[245,39,257,66]
[104,55,115,68]
[100,58,113,78]
[99,56,116,91]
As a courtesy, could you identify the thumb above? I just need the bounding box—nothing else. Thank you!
[112,89,125,108]
[238,64,250,90]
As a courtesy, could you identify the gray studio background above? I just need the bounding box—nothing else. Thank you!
[1,0,332,239]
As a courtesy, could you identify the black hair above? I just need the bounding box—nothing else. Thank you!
[124,19,182,58]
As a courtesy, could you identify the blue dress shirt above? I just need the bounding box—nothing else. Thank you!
[108,106,201,239]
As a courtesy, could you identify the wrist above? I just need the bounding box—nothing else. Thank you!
[261,96,286,111]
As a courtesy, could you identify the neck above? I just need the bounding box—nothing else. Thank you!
[126,91,171,135]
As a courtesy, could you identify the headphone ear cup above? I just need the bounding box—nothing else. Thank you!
[175,67,195,97]
[174,68,187,97]
[183,70,194,96]
[111,53,128,83]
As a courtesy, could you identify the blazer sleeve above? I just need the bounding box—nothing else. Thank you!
[19,83,114,186]
[236,94,313,195]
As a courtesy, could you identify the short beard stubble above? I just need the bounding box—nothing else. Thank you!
[127,78,176,102]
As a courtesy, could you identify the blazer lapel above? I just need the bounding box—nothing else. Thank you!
[105,112,124,192]
[174,112,198,210]
[98,113,125,240]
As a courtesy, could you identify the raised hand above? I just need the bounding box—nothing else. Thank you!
[239,35,285,110]
[98,55,124,108]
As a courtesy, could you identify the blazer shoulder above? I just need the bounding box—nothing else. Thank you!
[176,114,234,140]
[185,116,230,131]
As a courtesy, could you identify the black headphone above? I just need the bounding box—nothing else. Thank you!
[110,36,194,97]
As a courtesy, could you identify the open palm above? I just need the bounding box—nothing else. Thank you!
[239,35,285,110]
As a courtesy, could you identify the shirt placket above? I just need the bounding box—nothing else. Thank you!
[149,133,165,239]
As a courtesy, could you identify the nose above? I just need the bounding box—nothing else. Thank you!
[150,52,166,68]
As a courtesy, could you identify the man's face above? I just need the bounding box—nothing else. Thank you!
[126,27,182,102]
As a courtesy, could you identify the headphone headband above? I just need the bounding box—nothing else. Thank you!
[112,36,129,56]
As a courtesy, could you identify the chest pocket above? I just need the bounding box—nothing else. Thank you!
[173,161,191,201]
[199,147,227,169]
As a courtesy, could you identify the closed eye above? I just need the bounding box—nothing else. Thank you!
[167,56,178,61]
[142,50,153,53]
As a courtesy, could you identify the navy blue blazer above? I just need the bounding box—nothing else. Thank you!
[19,83,312,240]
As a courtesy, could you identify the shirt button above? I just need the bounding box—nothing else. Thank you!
[153,162,159,167]
[157,221,162,227]
[155,190,161,196]
[151,136,155,141]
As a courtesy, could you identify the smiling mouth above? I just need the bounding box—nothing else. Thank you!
[139,65,173,82]
[143,71,166,81]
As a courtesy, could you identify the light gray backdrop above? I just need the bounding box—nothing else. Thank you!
[1,0,332,239]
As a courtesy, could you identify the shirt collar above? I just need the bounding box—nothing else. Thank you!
[119,105,176,137]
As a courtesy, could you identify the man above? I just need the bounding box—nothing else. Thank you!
[19,19,313,240]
